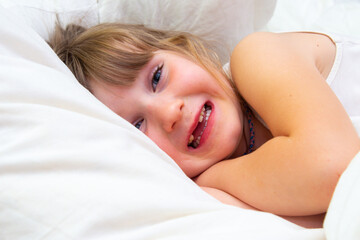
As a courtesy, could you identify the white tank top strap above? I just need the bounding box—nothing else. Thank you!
[322,32,360,118]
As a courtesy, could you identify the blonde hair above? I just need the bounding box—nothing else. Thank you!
[48,22,239,99]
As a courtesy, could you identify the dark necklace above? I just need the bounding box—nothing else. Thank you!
[244,103,255,155]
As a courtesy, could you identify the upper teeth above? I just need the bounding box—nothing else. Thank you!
[188,106,212,147]
[188,134,194,144]
[199,106,205,123]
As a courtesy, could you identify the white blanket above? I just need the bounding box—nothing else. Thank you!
[324,150,360,240]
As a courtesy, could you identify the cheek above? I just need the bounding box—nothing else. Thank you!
[146,131,181,159]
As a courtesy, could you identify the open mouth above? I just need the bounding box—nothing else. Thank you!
[188,103,212,149]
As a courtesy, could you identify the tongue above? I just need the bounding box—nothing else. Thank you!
[192,118,206,140]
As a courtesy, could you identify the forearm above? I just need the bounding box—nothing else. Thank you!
[200,186,257,210]
[196,135,358,216]
[201,186,325,228]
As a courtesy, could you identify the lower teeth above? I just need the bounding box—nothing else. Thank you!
[189,105,212,148]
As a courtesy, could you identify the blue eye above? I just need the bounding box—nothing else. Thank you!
[134,119,144,130]
[152,64,163,91]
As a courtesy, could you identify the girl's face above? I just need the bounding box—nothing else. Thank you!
[90,51,244,178]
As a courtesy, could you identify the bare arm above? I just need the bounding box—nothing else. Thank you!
[196,32,360,216]
[200,186,256,210]
[201,186,325,228]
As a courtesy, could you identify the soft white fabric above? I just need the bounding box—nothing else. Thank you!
[98,0,276,64]
[324,151,360,240]
[325,33,360,120]
[0,3,326,240]
[0,0,99,41]
[264,0,360,38]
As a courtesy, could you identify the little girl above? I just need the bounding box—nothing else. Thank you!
[49,23,360,228]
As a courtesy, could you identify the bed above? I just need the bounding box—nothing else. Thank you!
[0,0,359,239]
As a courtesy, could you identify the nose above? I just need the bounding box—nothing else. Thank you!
[149,97,184,132]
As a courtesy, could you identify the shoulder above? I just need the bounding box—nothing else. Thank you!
[231,32,294,59]
[231,31,327,57]
[230,32,335,85]
[229,32,334,136]
[232,31,282,52]
[229,32,319,109]
[230,32,317,77]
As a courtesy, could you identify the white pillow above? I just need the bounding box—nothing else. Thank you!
[98,0,276,64]
[0,0,99,41]
[0,4,327,240]
[264,0,360,38]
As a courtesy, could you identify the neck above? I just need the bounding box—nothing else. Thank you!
[228,105,252,158]
[229,104,273,158]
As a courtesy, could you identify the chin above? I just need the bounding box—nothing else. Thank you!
[179,158,216,179]
[221,134,243,159]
